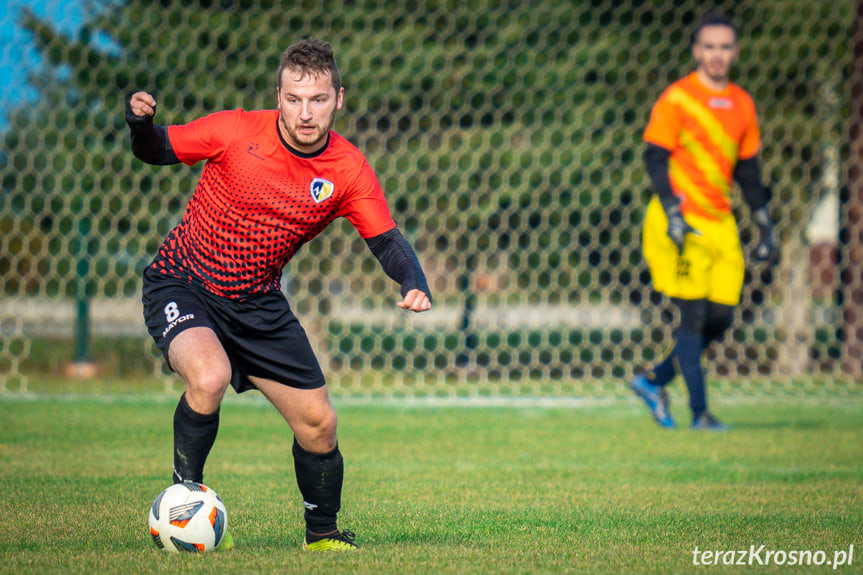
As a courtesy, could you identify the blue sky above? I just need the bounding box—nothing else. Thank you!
[0,0,91,127]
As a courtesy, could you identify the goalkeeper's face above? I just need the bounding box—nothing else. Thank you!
[692,25,739,85]
[276,68,344,154]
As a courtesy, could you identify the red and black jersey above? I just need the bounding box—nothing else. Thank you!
[150,109,395,299]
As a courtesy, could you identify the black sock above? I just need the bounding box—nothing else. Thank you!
[172,393,219,484]
[293,438,343,537]
[675,330,706,417]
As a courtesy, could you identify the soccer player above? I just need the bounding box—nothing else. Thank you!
[126,38,432,551]
[632,14,775,431]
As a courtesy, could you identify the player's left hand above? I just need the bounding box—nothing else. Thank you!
[753,228,776,262]
[397,289,432,313]
[752,207,777,262]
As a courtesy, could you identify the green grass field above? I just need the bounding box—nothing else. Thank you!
[0,390,861,574]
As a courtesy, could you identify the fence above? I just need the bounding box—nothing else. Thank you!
[0,0,859,397]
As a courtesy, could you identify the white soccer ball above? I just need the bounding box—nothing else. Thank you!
[148,481,228,553]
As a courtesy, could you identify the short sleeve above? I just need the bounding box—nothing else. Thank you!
[643,89,680,152]
[337,160,396,238]
[166,110,243,166]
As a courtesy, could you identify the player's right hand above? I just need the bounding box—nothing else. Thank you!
[127,91,157,119]
[397,288,432,313]
[665,203,701,253]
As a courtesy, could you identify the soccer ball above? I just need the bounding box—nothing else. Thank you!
[148,481,228,553]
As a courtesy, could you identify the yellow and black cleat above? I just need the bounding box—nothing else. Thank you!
[303,529,359,552]
[217,529,234,551]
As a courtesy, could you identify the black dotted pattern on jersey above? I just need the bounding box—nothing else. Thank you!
[151,136,341,299]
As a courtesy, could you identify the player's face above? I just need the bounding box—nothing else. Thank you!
[276,69,344,154]
[692,25,738,86]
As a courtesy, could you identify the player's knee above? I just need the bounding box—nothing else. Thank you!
[312,407,338,437]
[184,366,231,411]
[708,302,735,334]
[298,407,338,451]
[674,298,709,333]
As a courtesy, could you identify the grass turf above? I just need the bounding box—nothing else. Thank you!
[0,392,860,574]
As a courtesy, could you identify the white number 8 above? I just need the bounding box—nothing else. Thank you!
[164,302,180,323]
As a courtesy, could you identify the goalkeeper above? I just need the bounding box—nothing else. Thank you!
[633,13,776,431]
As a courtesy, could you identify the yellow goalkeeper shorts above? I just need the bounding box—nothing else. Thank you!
[641,196,744,306]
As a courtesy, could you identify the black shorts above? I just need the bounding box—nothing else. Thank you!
[141,268,325,393]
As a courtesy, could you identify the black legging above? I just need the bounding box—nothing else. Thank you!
[670,298,735,415]
[673,297,735,346]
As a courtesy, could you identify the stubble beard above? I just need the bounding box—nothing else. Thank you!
[696,55,731,87]
[279,110,336,153]
[706,61,729,83]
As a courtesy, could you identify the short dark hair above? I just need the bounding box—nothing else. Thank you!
[277,38,341,93]
[691,13,738,46]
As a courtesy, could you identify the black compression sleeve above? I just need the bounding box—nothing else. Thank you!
[733,156,767,212]
[125,100,180,165]
[365,228,432,301]
[643,143,677,211]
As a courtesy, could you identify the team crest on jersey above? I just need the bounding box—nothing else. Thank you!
[310,178,335,203]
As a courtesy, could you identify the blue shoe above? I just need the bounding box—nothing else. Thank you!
[631,375,676,428]
[691,412,729,432]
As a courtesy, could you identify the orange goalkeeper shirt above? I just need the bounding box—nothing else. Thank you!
[643,72,760,220]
